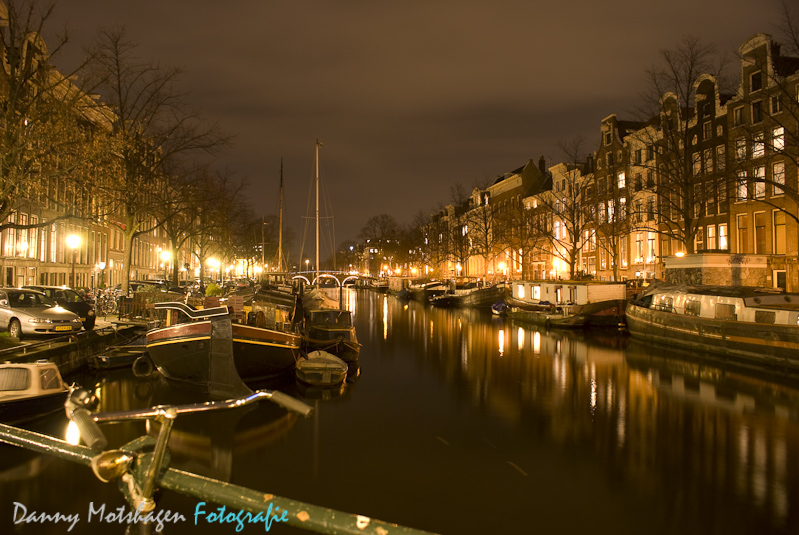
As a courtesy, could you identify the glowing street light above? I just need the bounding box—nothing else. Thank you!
[161,250,171,282]
[97,261,106,289]
[66,234,81,288]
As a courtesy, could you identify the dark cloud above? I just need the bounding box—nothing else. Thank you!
[47,0,787,260]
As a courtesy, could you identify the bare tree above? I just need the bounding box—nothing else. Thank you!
[529,138,592,279]
[466,187,503,280]
[358,213,399,242]
[630,35,730,254]
[86,27,228,293]
[0,0,107,235]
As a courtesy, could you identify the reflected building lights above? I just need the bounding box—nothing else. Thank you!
[498,329,505,357]
[533,331,541,354]
[517,327,524,352]
[382,296,388,340]
[461,332,468,371]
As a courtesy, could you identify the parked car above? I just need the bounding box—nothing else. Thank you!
[114,280,170,294]
[23,285,96,330]
[0,289,83,338]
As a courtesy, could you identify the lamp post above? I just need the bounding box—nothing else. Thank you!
[161,250,171,283]
[98,261,106,289]
[66,234,81,288]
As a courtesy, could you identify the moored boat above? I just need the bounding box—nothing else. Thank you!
[302,307,360,363]
[506,280,627,329]
[408,280,447,302]
[145,302,302,392]
[430,280,507,309]
[0,360,69,424]
[296,350,348,386]
[626,284,799,368]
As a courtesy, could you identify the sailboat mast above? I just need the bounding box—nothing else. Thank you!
[278,159,284,273]
[315,139,322,285]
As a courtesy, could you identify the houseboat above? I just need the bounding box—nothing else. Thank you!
[430,280,507,309]
[146,302,302,391]
[625,284,799,368]
[407,280,447,303]
[506,280,627,329]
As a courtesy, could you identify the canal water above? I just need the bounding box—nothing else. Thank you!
[2,288,799,534]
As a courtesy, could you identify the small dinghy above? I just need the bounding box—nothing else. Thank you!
[296,350,348,387]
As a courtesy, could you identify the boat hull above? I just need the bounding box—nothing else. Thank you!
[0,391,69,424]
[509,300,626,329]
[626,302,799,368]
[146,320,301,390]
[296,351,348,386]
[431,285,508,308]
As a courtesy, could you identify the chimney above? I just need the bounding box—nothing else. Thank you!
[538,156,546,175]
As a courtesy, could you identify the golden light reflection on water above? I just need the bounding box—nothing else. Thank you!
[4,292,799,535]
[382,296,388,340]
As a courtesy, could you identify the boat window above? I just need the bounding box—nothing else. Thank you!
[715,303,737,321]
[684,300,701,316]
[653,295,674,312]
[754,310,776,324]
[0,368,31,391]
[39,368,62,391]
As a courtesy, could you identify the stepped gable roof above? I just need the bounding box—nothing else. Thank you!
[616,120,647,138]
[719,92,735,106]
[771,42,799,77]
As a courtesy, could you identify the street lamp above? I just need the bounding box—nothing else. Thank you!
[66,234,81,288]
[161,250,171,282]
[97,261,106,289]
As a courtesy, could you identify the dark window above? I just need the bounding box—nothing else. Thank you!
[754,310,776,324]
[733,107,744,126]
[715,303,737,321]
[751,71,762,92]
[752,101,763,123]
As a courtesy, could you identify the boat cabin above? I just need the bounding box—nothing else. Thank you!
[642,286,799,326]
[510,281,626,307]
[0,360,67,403]
[306,309,353,328]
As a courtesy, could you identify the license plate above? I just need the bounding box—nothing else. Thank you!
[55,326,73,331]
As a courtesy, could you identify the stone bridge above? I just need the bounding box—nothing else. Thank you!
[290,271,368,287]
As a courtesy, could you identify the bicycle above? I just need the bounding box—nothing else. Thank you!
[95,290,118,315]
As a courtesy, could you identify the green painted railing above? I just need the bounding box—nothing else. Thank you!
[0,423,439,535]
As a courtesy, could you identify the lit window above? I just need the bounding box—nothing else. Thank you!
[773,161,785,196]
[719,224,728,250]
[737,170,748,201]
[753,132,764,158]
[773,126,784,151]
[754,166,765,198]
[735,139,746,160]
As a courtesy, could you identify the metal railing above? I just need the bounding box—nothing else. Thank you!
[0,389,439,535]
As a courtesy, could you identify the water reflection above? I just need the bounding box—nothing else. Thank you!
[2,290,799,534]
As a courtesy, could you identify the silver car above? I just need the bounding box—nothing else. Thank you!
[0,289,83,339]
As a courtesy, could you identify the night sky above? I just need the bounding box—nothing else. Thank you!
[47,0,787,260]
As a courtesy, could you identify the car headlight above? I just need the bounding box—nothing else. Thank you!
[28,318,52,324]
[87,310,96,317]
